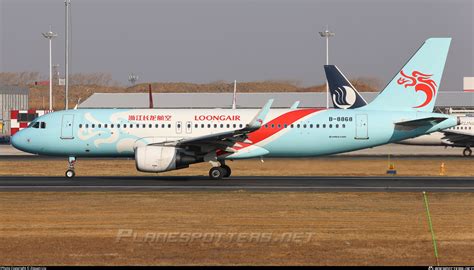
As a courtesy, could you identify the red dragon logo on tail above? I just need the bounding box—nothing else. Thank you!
[397,70,437,108]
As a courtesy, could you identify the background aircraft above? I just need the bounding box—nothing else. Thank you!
[12,38,458,179]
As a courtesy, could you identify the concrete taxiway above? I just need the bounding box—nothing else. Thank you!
[0,176,473,192]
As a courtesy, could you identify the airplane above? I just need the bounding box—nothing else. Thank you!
[325,60,474,157]
[11,38,458,179]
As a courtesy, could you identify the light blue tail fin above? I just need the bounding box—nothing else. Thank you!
[365,38,451,112]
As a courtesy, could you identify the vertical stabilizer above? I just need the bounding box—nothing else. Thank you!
[324,65,368,109]
[365,38,451,112]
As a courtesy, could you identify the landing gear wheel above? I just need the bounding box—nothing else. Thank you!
[463,147,472,157]
[65,169,75,178]
[221,165,232,178]
[209,167,225,180]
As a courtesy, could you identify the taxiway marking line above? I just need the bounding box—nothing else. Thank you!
[0,185,473,190]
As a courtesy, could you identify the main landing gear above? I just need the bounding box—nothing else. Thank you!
[463,147,472,157]
[208,162,232,180]
[65,156,76,178]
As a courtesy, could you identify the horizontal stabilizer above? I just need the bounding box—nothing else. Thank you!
[395,117,448,130]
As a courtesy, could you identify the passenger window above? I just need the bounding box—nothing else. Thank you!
[220,124,223,128]
[291,124,294,128]
[142,124,146,128]
[177,123,181,128]
[79,124,82,128]
[40,122,46,129]
[85,124,89,128]
[342,124,346,128]
[168,124,171,128]
[149,124,152,128]
[265,124,268,128]
[310,124,313,128]
[336,124,339,128]
[155,124,159,128]
[137,124,140,128]
[297,124,300,128]
[271,124,275,128]
[214,124,217,128]
[226,124,230,128]
[117,124,121,128]
[208,124,211,128]
[233,124,236,128]
[111,124,114,128]
[162,124,165,128]
[195,124,198,128]
[329,124,332,128]
[303,124,306,128]
[104,124,108,128]
[316,124,320,128]
[129,124,132,128]
[239,124,243,128]
[323,124,326,128]
[284,124,288,128]
[278,124,281,128]
[92,124,95,128]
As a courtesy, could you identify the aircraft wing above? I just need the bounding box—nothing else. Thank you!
[441,130,474,145]
[153,99,274,150]
[290,101,300,109]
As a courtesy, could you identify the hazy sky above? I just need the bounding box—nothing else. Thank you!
[1,0,473,90]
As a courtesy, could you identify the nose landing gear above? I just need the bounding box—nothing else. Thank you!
[463,147,472,157]
[65,156,76,178]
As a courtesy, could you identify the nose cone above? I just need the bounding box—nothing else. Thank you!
[11,130,32,153]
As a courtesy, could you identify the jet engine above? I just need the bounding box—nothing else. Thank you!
[135,145,201,172]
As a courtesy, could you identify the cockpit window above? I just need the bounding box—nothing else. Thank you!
[29,121,46,129]
[28,121,37,128]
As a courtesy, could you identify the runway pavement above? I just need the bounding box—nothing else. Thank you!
[0,175,473,192]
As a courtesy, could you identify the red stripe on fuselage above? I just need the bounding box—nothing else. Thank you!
[223,108,323,155]
[246,108,321,144]
[217,109,324,157]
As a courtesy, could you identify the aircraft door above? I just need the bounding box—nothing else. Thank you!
[355,114,368,139]
[186,121,192,134]
[176,121,182,134]
[61,114,75,139]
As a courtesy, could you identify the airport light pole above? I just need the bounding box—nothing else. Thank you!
[319,27,335,108]
[65,0,71,110]
[42,26,58,111]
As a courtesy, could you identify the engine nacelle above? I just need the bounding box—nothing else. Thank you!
[135,145,201,173]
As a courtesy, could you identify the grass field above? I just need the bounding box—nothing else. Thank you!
[1,158,472,265]
[0,157,472,177]
[0,192,473,265]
